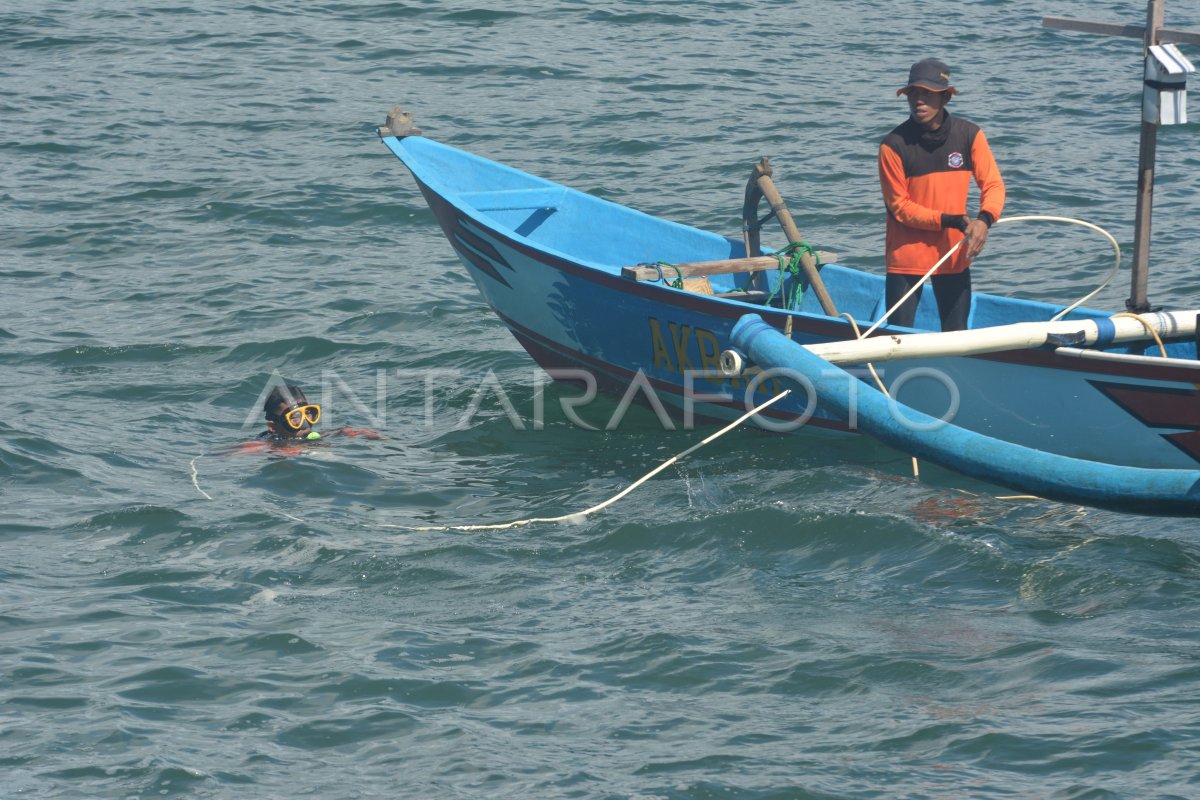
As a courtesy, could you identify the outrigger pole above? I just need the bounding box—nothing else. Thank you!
[1043,1,1200,313]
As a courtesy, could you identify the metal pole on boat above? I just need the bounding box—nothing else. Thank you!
[1042,1,1199,313]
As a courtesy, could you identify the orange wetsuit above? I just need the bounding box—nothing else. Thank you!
[878,111,1005,275]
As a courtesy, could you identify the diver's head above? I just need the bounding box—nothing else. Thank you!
[264,384,321,439]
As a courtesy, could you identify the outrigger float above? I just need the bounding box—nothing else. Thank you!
[378,3,1200,515]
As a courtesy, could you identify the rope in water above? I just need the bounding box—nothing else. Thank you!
[190,455,213,500]
[189,454,316,523]
[380,390,792,532]
[190,389,787,524]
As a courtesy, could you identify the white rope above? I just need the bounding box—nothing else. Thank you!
[189,455,213,500]
[838,311,921,479]
[863,214,1122,335]
[999,215,1121,321]
[383,390,792,532]
[848,214,1121,504]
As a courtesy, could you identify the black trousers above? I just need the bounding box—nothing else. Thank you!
[884,269,972,331]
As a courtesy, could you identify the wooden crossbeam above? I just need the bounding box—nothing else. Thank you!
[621,253,838,282]
[1043,17,1200,46]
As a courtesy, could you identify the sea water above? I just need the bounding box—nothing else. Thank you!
[4,1,1200,797]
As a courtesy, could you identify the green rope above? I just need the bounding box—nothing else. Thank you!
[643,261,684,289]
[764,241,819,310]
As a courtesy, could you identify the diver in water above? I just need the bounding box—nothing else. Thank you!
[250,384,380,446]
[199,383,381,496]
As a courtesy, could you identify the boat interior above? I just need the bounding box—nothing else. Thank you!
[394,135,1198,360]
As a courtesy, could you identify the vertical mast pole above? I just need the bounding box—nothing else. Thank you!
[1128,0,1164,312]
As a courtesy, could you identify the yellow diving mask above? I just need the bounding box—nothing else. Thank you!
[277,402,321,430]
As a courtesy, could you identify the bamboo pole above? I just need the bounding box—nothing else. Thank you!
[742,158,838,317]
[800,310,1199,365]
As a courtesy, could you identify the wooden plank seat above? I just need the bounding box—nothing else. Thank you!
[620,253,838,282]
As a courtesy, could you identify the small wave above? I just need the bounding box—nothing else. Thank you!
[325,1,429,20]
[437,8,526,23]
[9,35,100,49]
[586,10,694,25]
[276,709,419,749]
[217,335,377,364]
[34,342,224,367]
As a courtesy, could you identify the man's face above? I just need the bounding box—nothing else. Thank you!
[906,87,950,127]
[269,399,316,437]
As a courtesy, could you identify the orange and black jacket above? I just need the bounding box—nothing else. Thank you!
[878,111,1005,275]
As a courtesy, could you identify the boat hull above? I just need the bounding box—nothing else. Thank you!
[384,134,1200,474]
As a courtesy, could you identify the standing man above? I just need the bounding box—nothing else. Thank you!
[879,58,1005,331]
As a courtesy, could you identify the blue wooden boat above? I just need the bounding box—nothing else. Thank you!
[378,111,1200,510]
